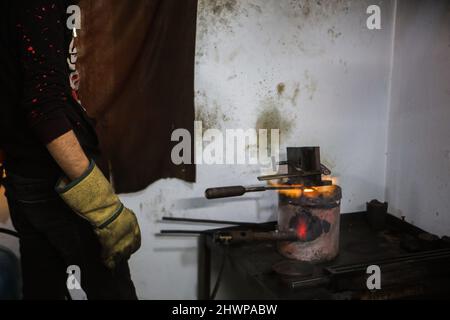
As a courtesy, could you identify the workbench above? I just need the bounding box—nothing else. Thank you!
[197,212,450,299]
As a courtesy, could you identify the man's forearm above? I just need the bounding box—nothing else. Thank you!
[46,131,90,181]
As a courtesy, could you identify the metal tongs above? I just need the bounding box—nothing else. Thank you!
[205,147,332,199]
[204,185,309,199]
[158,217,298,244]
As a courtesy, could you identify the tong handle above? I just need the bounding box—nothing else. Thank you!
[205,186,246,199]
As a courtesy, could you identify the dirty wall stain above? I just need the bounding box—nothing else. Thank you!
[283,0,351,21]
[275,82,301,106]
[196,0,262,61]
[277,83,286,96]
[197,0,353,60]
[291,85,301,106]
[303,71,318,100]
[195,91,231,131]
[256,97,295,145]
[209,0,238,16]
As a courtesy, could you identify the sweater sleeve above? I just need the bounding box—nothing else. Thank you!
[15,0,73,144]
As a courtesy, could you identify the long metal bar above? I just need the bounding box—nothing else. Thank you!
[257,173,318,181]
[159,230,210,235]
[162,216,258,226]
[198,235,211,300]
[205,185,307,199]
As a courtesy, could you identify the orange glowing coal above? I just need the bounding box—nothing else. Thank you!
[296,220,308,240]
[279,188,303,198]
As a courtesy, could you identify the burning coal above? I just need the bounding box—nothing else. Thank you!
[288,208,331,242]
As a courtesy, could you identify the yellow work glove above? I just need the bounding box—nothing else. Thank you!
[56,160,141,269]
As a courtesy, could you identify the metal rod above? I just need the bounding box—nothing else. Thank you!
[198,235,211,300]
[205,185,307,199]
[162,216,258,226]
[159,230,210,235]
[257,173,306,181]
[213,230,299,244]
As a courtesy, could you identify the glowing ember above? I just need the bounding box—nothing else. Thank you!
[268,183,323,198]
[296,220,308,240]
[279,188,303,198]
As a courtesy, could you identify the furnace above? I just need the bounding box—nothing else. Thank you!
[271,147,342,262]
[205,146,343,263]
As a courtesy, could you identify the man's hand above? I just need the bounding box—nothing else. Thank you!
[47,130,141,269]
[55,160,141,269]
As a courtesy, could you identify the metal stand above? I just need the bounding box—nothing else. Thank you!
[197,234,211,300]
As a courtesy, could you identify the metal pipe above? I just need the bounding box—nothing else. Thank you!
[158,230,210,235]
[161,216,258,226]
[205,185,306,199]
[158,229,299,244]
[213,230,299,244]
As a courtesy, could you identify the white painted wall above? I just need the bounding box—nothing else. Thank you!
[385,0,450,236]
[2,0,449,300]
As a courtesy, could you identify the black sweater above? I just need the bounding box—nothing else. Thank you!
[0,0,99,179]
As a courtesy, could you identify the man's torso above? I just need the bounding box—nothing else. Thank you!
[0,0,100,179]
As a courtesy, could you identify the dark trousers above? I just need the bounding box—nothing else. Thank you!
[4,173,138,300]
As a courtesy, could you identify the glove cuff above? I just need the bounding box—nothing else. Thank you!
[55,159,122,228]
[55,159,96,194]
